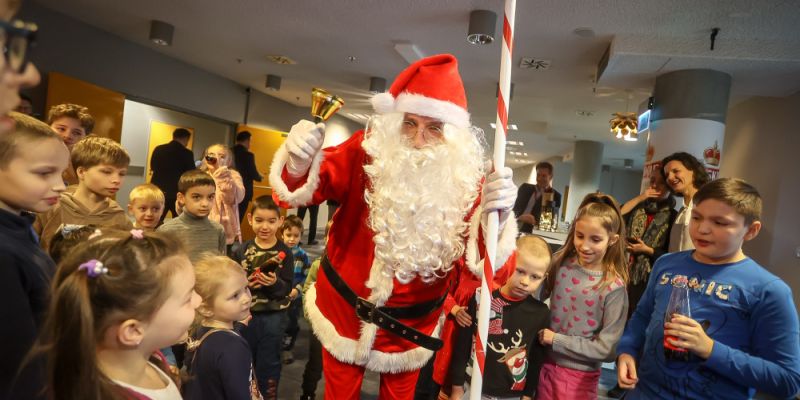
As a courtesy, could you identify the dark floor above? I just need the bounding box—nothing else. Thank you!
[277,230,618,399]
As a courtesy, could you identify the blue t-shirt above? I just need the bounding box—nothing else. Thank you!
[617,251,800,399]
[290,245,310,287]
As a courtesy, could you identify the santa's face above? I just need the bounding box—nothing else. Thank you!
[401,113,445,148]
[363,113,485,284]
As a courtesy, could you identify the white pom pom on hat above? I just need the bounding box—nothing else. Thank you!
[369,54,471,129]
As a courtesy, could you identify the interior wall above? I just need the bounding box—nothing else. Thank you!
[118,99,232,210]
[721,91,800,307]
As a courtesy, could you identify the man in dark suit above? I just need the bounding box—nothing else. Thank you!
[512,161,562,234]
[232,131,263,219]
[150,128,196,222]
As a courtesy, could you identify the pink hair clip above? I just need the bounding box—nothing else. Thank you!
[78,259,108,278]
[130,229,144,239]
[88,229,102,240]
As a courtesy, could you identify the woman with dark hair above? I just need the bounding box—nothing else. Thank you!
[661,152,711,252]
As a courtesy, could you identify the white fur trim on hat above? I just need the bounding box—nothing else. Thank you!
[371,92,471,129]
[268,144,324,208]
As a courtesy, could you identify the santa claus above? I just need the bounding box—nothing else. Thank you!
[270,54,518,399]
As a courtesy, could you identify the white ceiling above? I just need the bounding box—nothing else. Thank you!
[33,0,800,170]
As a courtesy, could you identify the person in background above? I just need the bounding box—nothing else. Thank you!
[617,178,800,399]
[14,93,33,115]
[200,143,245,247]
[513,161,562,234]
[47,103,94,185]
[128,183,165,231]
[34,135,132,252]
[660,152,710,253]
[299,220,333,400]
[278,215,310,365]
[150,127,196,222]
[0,112,67,399]
[233,130,263,221]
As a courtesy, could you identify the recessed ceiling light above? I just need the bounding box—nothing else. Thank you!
[576,110,595,117]
[347,56,357,62]
[490,123,518,130]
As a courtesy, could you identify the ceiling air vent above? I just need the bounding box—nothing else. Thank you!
[267,55,297,65]
[519,58,551,70]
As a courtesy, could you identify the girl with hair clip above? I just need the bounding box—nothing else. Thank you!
[34,229,201,400]
[535,193,630,400]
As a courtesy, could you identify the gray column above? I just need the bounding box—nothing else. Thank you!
[565,140,604,220]
[641,69,732,192]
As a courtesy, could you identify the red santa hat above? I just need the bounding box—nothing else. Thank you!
[370,54,471,128]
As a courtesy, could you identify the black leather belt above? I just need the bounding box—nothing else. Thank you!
[321,255,444,351]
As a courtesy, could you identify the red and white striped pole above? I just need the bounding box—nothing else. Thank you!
[469,0,516,398]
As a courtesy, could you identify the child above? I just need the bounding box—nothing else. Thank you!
[449,235,552,400]
[184,255,262,400]
[231,195,294,399]
[0,112,69,399]
[279,214,310,365]
[48,224,99,264]
[199,143,245,245]
[34,135,133,251]
[47,103,95,185]
[158,170,226,263]
[299,219,333,400]
[536,193,629,400]
[35,229,201,399]
[617,178,800,399]
[128,183,166,231]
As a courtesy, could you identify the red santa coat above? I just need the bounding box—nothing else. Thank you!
[269,130,516,373]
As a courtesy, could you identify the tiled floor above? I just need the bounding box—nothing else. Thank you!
[278,232,620,399]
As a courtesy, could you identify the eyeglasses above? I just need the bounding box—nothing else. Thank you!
[0,19,37,74]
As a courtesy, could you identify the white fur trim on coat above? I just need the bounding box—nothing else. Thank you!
[268,144,324,208]
[304,277,444,373]
[465,208,518,277]
[370,92,471,129]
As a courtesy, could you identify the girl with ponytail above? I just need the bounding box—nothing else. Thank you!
[35,229,200,399]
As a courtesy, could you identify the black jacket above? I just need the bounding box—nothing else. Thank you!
[233,144,262,188]
[0,209,55,400]
[150,140,196,195]
[513,183,562,233]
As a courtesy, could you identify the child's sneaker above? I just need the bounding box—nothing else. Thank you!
[281,350,294,364]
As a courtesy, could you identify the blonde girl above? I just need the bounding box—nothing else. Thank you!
[536,193,629,400]
[200,144,245,245]
[36,229,200,400]
[183,255,261,399]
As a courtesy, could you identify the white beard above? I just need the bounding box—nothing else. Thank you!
[362,113,486,284]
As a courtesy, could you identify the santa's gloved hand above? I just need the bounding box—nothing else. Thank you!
[285,120,325,177]
[481,167,517,230]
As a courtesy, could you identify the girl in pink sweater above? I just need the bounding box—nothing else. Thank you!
[201,144,245,245]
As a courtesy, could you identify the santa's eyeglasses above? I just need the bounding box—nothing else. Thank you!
[0,19,37,74]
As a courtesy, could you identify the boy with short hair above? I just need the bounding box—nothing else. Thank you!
[279,214,311,365]
[128,183,165,231]
[157,170,225,263]
[449,235,552,400]
[617,178,800,399]
[48,103,95,185]
[47,103,94,149]
[34,135,132,251]
[0,112,69,399]
[231,195,294,399]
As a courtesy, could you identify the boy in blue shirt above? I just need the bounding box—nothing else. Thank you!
[616,178,800,399]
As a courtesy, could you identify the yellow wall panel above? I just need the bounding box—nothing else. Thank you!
[45,72,125,143]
